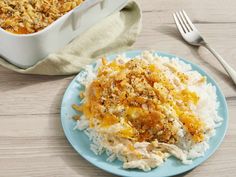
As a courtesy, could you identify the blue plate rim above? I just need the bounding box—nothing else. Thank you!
[60,50,229,177]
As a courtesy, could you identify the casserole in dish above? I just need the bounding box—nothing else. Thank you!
[0,0,128,68]
[0,0,85,34]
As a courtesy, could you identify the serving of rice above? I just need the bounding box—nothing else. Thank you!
[72,51,223,171]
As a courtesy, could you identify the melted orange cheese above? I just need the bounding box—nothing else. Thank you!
[73,58,205,143]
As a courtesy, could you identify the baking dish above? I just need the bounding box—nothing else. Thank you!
[0,0,128,68]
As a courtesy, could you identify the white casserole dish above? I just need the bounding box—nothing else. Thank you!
[0,0,128,68]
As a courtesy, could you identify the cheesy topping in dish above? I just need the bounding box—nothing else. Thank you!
[73,56,205,144]
[0,0,84,34]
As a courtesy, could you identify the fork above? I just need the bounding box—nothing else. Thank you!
[173,10,236,85]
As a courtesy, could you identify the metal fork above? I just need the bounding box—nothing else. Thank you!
[173,10,236,85]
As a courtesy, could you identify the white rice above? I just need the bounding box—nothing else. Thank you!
[74,51,223,171]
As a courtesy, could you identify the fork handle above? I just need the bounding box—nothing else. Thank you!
[203,43,236,85]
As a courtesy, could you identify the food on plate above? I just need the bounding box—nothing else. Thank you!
[0,0,84,34]
[72,51,223,171]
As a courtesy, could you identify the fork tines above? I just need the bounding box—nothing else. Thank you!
[173,10,195,33]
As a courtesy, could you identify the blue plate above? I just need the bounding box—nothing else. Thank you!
[61,51,228,177]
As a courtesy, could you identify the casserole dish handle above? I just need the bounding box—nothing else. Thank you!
[72,0,104,30]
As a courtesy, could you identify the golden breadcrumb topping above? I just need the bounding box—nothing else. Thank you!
[0,0,84,34]
[73,58,205,144]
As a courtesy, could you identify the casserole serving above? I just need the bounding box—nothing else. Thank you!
[60,50,228,176]
[0,0,128,68]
